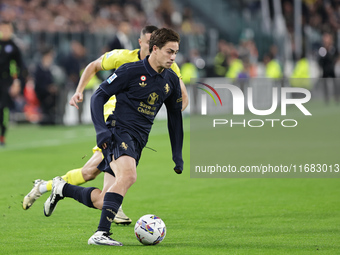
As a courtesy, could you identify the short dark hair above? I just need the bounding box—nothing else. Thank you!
[149,28,180,53]
[141,25,158,36]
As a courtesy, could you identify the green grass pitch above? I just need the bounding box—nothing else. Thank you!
[1,103,340,254]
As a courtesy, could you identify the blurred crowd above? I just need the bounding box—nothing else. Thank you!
[284,0,340,36]
[211,0,340,96]
[1,0,339,129]
[0,0,199,35]
[0,0,206,125]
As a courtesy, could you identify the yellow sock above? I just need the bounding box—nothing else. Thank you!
[46,180,53,191]
[46,168,85,191]
[61,168,86,186]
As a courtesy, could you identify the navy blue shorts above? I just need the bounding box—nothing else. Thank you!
[97,127,143,176]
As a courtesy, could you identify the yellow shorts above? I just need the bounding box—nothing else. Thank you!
[92,145,104,159]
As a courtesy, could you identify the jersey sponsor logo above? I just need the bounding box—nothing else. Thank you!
[147,92,159,105]
[139,81,147,87]
[164,83,170,94]
[107,73,117,84]
[138,102,156,116]
[120,142,128,150]
[140,75,146,81]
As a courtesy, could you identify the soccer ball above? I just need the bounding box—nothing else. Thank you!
[134,214,166,245]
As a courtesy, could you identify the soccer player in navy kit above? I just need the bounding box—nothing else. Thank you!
[23,27,188,225]
[44,28,183,246]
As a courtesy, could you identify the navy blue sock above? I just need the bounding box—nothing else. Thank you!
[97,192,124,232]
[62,184,96,208]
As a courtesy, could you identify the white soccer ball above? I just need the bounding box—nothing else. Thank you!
[134,214,166,245]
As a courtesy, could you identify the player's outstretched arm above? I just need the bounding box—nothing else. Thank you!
[69,55,104,109]
[180,79,189,111]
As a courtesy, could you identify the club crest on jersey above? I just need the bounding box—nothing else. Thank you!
[107,73,117,84]
[164,83,170,94]
[120,142,128,150]
[147,92,159,105]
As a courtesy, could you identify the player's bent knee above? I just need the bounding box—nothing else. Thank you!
[119,169,137,187]
[124,171,137,186]
[128,172,137,185]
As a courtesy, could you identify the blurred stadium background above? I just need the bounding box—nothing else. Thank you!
[1,0,340,126]
[1,1,340,254]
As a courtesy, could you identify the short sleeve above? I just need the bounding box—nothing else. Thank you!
[101,50,119,70]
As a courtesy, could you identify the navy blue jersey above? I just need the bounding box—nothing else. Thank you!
[91,56,184,171]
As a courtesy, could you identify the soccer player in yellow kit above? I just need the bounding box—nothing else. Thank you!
[23,25,188,225]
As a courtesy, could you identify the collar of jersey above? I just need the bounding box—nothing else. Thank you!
[137,49,141,60]
[143,56,166,78]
